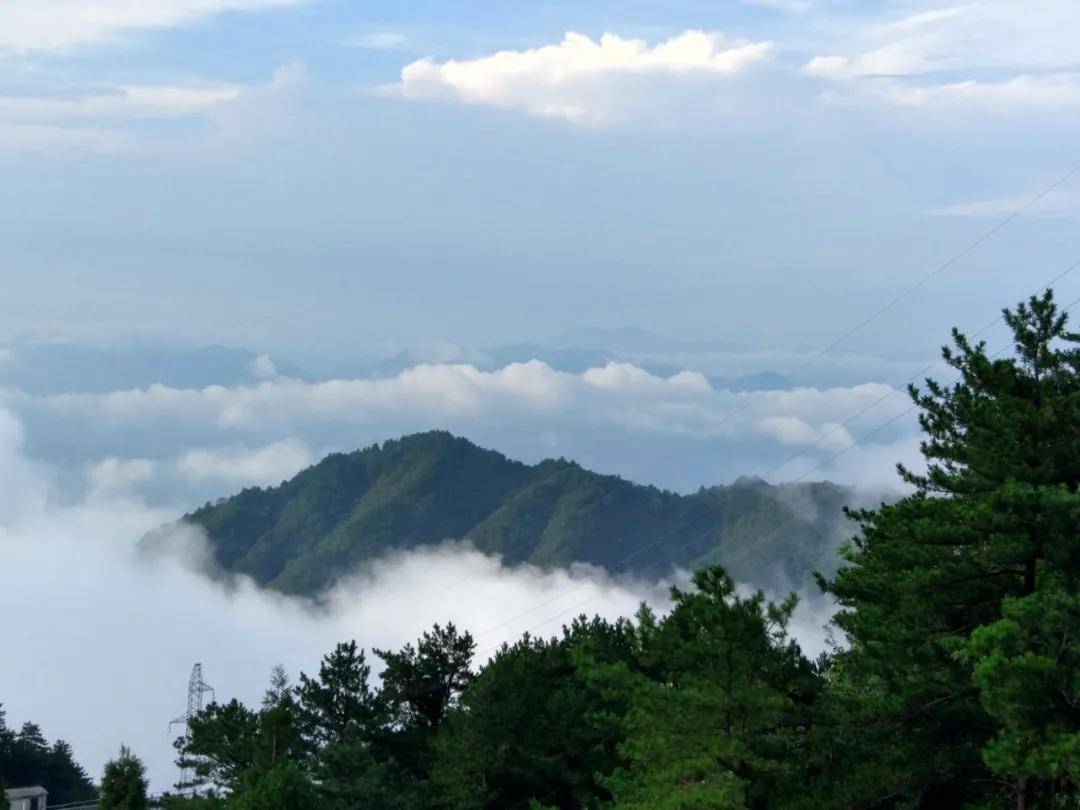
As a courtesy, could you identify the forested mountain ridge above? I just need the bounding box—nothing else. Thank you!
[151,431,855,596]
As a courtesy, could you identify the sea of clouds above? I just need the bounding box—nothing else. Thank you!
[0,376,844,791]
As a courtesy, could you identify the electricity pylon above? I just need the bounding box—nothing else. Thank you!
[169,663,215,795]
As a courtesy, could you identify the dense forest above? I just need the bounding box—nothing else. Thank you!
[147,434,854,597]
[145,292,1079,808]
[0,704,96,805]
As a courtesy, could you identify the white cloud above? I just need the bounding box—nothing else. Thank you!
[742,0,812,11]
[931,187,1080,221]
[0,83,242,122]
[0,0,309,53]
[33,363,902,443]
[86,457,157,497]
[877,74,1080,111]
[803,1,1080,112]
[15,362,916,493]
[348,32,408,50]
[398,30,773,123]
[250,354,280,380]
[176,438,314,489]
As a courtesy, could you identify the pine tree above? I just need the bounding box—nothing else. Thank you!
[99,745,149,810]
[175,699,259,794]
[601,568,818,809]
[819,291,1080,807]
[429,616,640,809]
[297,640,379,749]
[374,623,475,781]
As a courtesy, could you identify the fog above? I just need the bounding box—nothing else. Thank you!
[0,404,836,792]
[0,484,662,791]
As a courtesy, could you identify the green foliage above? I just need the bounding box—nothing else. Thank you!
[99,745,149,810]
[0,705,96,804]
[600,570,818,810]
[430,617,640,809]
[966,581,1080,789]
[373,623,475,782]
[818,290,1080,807]
[163,290,1080,810]
[229,762,316,810]
[154,432,854,596]
[175,699,259,793]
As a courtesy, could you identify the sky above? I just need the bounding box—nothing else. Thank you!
[2,0,1080,791]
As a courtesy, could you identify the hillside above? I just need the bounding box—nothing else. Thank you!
[150,431,856,596]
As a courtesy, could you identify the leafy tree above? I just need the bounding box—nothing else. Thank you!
[99,745,149,810]
[819,291,1080,807]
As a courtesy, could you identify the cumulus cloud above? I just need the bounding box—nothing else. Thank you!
[0,0,309,53]
[397,30,773,123]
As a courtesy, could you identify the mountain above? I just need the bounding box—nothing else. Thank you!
[0,342,306,394]
[148,432,856,596]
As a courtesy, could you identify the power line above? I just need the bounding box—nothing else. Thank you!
[762,257,1080,481]
[473,288,1080,658]
[620,164,1080,486]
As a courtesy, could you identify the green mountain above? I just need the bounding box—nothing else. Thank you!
[151,431,856,596]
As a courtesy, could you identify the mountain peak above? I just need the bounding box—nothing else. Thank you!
[156,433,854,597]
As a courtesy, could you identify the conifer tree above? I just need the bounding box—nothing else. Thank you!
[819,291,1080,807]
[99,745,149,810]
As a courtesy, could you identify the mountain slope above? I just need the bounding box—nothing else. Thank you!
[155,431,855,595]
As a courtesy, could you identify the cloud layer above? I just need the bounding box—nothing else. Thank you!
[0,403,684,792]
[9,360,919,497]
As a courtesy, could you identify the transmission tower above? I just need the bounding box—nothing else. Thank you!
[169,663,215,795]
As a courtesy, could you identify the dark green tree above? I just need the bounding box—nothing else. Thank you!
[297,640,379,748]
[175,699,259,794]
[255,665,305,772]
[600,568,818,809]
[430,616,640,809]
[229,761,317,810]
[99,745,149,810]
[374,623,475,780]
[819,291,1080,808]
[45,740,96,804]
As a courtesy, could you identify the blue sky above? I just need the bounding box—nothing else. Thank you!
[2,0,1079,360]
[1,0,1080,495]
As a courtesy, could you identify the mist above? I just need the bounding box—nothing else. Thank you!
[0,400,837,792]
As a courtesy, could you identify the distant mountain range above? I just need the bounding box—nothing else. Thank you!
[145,431,855,597]
[1,328,791,395]
[0,342,306,394]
